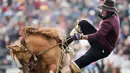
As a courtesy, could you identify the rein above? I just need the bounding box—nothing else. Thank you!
[37,37,72,56]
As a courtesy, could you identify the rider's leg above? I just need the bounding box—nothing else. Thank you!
[79,19,97,34]
[63,19,97,47]
[75,44,110,68]
[60,43,110,73]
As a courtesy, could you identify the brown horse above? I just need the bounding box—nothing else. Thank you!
[7,26,74,73]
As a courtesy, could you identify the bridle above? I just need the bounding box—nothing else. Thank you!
[12,43,38,72]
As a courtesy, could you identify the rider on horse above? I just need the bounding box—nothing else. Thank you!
[60,0,120,73]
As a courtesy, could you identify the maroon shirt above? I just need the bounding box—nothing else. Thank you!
[88,14,120,52]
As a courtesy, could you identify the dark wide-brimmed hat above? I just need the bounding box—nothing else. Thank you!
[98,0,119,13]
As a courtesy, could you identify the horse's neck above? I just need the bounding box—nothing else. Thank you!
[25,35,57,53]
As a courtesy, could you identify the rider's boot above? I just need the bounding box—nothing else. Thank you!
[70,20,82,36]
[60,61,81,73]
[62,20,82,49]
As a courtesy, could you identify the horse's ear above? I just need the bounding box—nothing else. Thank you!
[6,45,13,49]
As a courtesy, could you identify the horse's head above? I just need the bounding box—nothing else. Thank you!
[6,38,34,71]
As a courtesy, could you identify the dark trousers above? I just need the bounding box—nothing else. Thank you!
[65,20,110,69]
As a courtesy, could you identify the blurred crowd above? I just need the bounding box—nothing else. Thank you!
[0,0,130,73]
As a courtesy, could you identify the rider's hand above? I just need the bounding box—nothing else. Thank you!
[71,33,83,40]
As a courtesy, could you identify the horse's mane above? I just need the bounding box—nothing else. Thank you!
[21,26,61,39]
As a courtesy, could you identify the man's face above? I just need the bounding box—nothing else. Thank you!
[101,10,108,17]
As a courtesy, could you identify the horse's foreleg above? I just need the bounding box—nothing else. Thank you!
[49,64,56,73]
